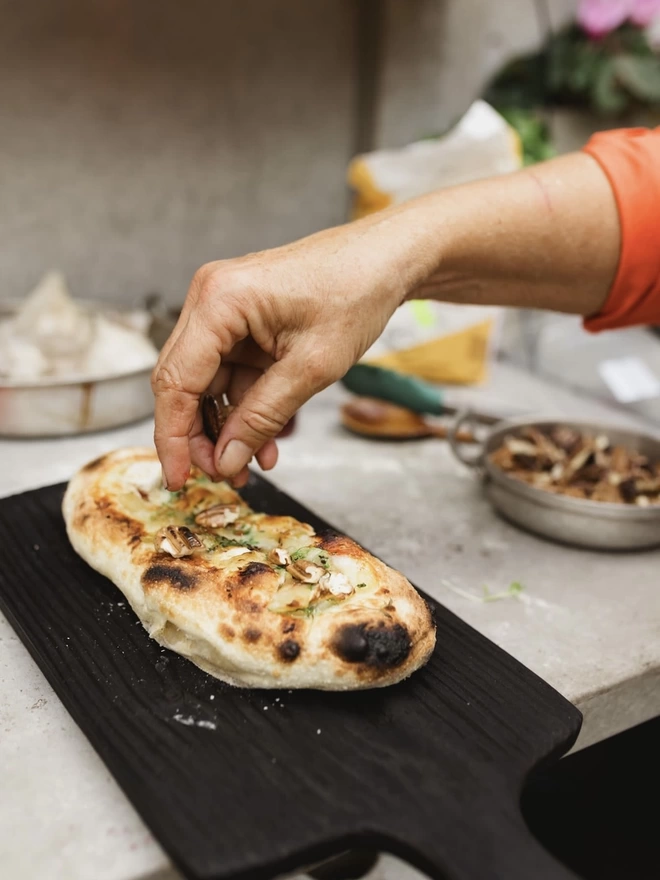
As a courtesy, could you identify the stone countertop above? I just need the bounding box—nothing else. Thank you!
[1,362,659,880]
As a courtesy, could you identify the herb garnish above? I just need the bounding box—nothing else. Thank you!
[482,581,524,603]
[291,547,330,568]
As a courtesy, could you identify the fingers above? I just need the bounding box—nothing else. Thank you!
[256,438,279,471]
[186,365,232,481]
[223,337,274,372]
[230,465,251,488]
[214,352,325,478]
[225,363,263,414]
[157,265,212,364]
[189,429,218,480]
[152,316,227,490]
[210,366,280,478]
[187,362,281,484]
[190,366,278,485]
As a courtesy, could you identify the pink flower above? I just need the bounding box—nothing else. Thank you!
[630,0,660,26]
[577,0,630,37]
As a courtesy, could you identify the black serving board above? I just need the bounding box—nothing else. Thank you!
[0,478,582,880]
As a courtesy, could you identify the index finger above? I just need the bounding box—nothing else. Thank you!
[152,316,225,490]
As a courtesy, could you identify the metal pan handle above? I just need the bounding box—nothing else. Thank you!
[449,409,486,471]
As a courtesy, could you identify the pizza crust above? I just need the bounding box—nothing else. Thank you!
[63,447,436,690]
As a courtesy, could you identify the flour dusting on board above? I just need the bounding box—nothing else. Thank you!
[173,714,217,731]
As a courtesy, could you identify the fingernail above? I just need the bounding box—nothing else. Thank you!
[217,439,252,477]
[161,468,169,491]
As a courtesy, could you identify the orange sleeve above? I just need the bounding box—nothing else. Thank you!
[582,127,660,332]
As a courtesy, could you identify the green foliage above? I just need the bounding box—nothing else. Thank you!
[497,107,556,165]
[485,22,660,120]
[615,54,660,101]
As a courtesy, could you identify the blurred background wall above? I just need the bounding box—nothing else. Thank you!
[0,0,576,306]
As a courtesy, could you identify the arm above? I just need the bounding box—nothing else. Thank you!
[406,151,619,316]
[153,130,660,490]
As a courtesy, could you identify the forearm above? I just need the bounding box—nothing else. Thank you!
[398,152,620,317]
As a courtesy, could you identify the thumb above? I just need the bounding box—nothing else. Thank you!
[214,353,327,478]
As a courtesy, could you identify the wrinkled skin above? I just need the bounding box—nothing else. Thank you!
[152,208,430,490]
[152,152,619,491]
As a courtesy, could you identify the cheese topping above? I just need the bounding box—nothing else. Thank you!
[124,460,163,495]
[195,503,242,528]
[319,572,354,596]
[216,546,252,562]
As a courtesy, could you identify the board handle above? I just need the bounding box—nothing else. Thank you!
[380,810,581,880]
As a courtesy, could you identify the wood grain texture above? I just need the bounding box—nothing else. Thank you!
[0,478,582,880]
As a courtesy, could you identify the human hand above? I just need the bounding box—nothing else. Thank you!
[152,207,433,490]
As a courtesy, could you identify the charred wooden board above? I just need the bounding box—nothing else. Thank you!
[0,478,581,880]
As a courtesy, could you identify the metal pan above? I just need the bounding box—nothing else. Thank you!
[0,298,164,438]
[449,413,660,551]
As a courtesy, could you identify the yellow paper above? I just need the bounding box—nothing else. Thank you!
[347,158,392,221]
[366,319,493,385]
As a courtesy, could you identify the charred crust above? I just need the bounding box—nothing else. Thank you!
[235,598,261,614]
[243,627,262,643]
[316,528,340,541]
[315,532,364,560]
[315,531,345,551]
[92,496,144,540]
[238,562,272,581]
[142,564,197,591]
[219,624,236,640]
[117,517,144,542]
[281,620,297,634]
[81,454,107,473]
[278,639,300,662]
[332,622,411,668]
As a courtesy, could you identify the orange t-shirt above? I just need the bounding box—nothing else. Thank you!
[582,126,660,332]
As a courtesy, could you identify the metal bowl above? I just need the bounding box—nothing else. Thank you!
[0,298,163,438]
[449,414,660,551]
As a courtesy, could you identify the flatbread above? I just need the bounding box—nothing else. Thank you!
[63,447,435,690]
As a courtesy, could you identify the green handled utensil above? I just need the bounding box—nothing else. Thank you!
[341,363,504,425]
[341,364,445,415]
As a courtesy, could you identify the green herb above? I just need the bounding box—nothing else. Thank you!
[291,547,330,568]
[208,535,257,551]
[441,579,525,603]
[356,583,367,589]
[482,581,524,603]
[233,528,256,545]
[271,605,316,620]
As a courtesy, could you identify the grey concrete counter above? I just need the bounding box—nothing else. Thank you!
[1,363,659,880]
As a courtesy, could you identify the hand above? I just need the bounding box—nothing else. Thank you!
[152,208,431,491]
[153,151,618,491]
